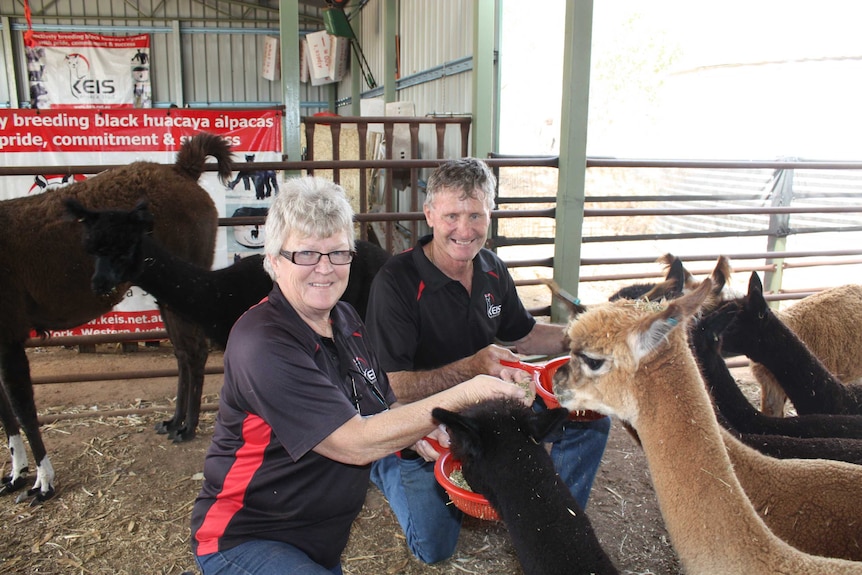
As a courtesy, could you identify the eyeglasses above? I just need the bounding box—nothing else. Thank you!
[279,249,356,266]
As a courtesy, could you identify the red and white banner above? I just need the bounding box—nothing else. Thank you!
[0,108,282,336]
[26,32,151,109]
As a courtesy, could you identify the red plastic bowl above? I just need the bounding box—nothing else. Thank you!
[434,451,500,522]
[504,356,606,421]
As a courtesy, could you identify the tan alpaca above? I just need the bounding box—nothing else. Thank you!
[757,284,862,416]
[552,281,862,575]
[721,428,862,561]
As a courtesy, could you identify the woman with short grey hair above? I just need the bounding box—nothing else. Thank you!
[191,175,531,575]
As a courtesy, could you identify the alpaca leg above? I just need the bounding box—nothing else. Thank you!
[156,308,208,442]
[0,389,29,494]
[0,343,54,503]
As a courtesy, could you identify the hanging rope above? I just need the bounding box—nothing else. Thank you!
[23,0,35,47]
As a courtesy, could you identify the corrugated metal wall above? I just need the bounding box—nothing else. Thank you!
[350,0,474,115]
[0,1,374,112]
[347,0,476,160]
[2,0,482,148]
[1,0,482,165]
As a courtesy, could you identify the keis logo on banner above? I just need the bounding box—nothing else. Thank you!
[26,32,151,109]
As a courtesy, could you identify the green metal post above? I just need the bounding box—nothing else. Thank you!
[1,17,19,108]
[350,33,362,114]
[383,0,397,103]
[764,168,794,308]
[471,0,496,158]
[279,0,302,173]
[553,0,593,322]
[169,21,183,107]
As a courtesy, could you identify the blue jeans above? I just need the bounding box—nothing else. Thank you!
[196,539,343,575]
[370,412,610,564]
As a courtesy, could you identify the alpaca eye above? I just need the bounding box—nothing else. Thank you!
[577,352,605,373]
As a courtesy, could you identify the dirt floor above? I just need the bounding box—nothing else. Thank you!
[0,342,762,575]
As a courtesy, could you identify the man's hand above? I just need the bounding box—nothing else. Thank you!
[412,424,450,462]
[469,344,520,377]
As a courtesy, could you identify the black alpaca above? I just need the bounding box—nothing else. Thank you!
[64,199,390,345]
[691,306,862,440]
[719,272,862,416]
[228,153,256,192]
[432,398,619,575]
[253,170,278,199]
[0,133,231,504]
[608,253,689,301]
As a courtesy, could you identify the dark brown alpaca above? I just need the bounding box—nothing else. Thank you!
[0,132,232,504]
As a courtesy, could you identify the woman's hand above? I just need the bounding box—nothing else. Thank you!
[498,366,536,402]
[455,373,534,408]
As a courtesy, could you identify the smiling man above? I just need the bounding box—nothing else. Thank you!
[365,157,610,564]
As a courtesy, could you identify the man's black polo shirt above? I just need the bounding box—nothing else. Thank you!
[366,235,536,373]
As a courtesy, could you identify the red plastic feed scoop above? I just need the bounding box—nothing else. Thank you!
[500,356,606,421]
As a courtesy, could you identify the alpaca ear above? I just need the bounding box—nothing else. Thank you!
[431,407,483,457]
[526,408,570,443]
[746,272,769,315]
[748,271,762,296]
[630,279,713,362]
[710,256,731,292]
[545,279,587,317]
[131,199,155,232]
[664,255,686,293]
[62,197,93,223]
[629,313,682,363]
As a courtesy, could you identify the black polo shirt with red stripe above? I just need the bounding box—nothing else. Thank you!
[366,234,536,374]
[190,284,395,569]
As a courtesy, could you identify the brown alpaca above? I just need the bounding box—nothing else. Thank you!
[721,429,862,561]
[754,284,862,416]
[0,133,231,504]
[552,281,862,574]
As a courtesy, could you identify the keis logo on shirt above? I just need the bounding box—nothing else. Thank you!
[484,293,502,319]
[353,357,389,411]
[354,357,378,384]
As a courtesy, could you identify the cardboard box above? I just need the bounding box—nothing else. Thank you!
[306,30,332,82]
[329,35,350,82]
[306,30,349,85]
[261,35,279,81]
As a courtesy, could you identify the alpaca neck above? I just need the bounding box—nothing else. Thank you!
[477,446,615,574]
[754,315,854,412]
[137,236,212,309]
[485,448,573,526]
[696,344,760,422]
[633,343,801,573]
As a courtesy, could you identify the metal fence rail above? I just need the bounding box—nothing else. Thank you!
[10,153,862,386]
